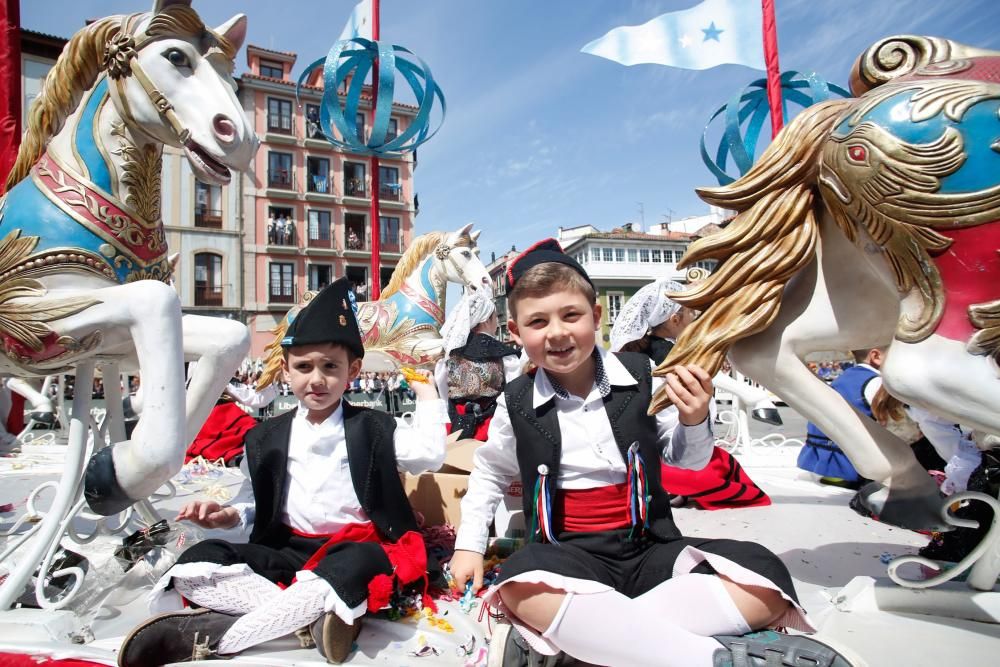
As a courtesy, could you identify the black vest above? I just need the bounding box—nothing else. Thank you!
[503,351,681,541]
[244,402,419,546]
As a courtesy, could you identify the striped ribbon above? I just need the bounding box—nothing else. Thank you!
[626,442,650,538]
[530,464,559,544]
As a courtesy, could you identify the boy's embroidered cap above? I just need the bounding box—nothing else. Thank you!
[281,277,364,358]
[505,238,594,292]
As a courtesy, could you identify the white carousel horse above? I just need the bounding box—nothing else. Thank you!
[255,224,492,387]
[0,0,256,523]
[0,376,56,446]
[656,35,1000,530]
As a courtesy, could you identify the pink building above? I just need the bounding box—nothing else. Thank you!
[239,45,419,355]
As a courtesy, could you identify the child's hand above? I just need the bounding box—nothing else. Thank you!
[407,368,438,401]
[664,364,713,425]
[450,549,485,594]
[176,500,240,529]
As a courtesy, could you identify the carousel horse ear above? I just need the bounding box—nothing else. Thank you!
[454,223,474,240]
[470,229,482,243]
[214,14,248,52]
[151,0,192,14]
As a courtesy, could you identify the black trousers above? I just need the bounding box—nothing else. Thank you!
[176,534,394,608]
[497,529,798,603]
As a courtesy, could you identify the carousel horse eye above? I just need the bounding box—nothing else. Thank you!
[461,250,471,258]
[847,145,867,163]
[164,48,191,69]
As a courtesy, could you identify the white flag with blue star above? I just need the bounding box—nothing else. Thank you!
[337,0,373,43]
[581,0,765,71]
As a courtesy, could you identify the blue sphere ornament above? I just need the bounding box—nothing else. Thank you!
[296,38,445,158]
[701,71,850,186]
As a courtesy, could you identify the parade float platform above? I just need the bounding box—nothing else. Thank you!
[1,417,998,666]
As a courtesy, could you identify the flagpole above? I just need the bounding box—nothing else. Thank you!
[761,0,783,138]
[368,0,382,300]
[0,0,21,191]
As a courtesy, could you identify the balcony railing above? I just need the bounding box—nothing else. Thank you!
[267,113,293,135]
[344,232,368,251]
[194,288,223,307]
[344,178,366,198]
[306,174,333,194]
[269,288,294,303]
[266,226,297,246]
[194,206,222,228]
[268,170,294,190]
[380,238,401,253]
[308,236,333,249]
[379,183,401,201]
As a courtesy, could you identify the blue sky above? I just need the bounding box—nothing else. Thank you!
[23,0,1000,262]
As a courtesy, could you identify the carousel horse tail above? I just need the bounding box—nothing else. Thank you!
[649,99,854,414]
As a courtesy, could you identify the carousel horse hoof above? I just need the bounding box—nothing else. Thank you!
[856,481,950,532]
[84,446,134,516]
[751,407,783,426]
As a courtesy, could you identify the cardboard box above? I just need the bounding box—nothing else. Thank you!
[403,439,479,527]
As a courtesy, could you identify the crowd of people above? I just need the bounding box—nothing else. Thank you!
[266,213,296,246]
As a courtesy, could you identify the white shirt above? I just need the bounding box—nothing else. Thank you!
[225,382,279,409]
[454,348,714,553]
[231,398,448,535]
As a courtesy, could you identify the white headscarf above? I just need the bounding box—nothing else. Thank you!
[440,289,496,357]
[609,279,685,353]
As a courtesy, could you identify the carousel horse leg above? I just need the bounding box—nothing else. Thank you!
[40,282,186,515]
[180,314,250,445]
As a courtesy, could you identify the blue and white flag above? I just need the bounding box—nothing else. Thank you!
[581,0,765,71]
[337,0,373,43]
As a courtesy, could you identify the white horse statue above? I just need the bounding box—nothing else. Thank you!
[655,35,1000,530]
[0,0,256,519]
[255,224,492,387]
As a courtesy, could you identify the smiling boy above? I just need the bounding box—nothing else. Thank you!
[450,240,853,667]
[118,278,448,666]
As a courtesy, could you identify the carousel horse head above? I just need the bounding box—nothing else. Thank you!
[6,0,256,194]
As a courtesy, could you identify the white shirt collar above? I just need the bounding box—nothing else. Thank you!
[532,347,637,409]
[294,399,345,428]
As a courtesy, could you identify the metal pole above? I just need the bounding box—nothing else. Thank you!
[368,0,382,299]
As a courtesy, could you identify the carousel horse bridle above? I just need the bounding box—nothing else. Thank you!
[102,12,230,147]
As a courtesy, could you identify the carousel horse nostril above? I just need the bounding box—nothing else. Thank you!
[212,114,237,143]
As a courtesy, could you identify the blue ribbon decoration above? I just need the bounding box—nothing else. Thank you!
[296,38,445,158]
[700,70,850,186]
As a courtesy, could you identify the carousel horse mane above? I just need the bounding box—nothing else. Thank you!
[379,231,446,300]
[5,4,237,193]
[660,98,853,381]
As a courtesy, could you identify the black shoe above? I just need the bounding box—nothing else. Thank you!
[751,407,782,426]
[310,612,362,664]
[118,608,238,667]
[713,631,856,667]
[487,621,563,667]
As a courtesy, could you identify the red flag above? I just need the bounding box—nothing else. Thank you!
[761,0,783,138]
[0,0,21,191]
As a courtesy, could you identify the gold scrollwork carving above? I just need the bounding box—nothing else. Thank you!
[110,122,163,225]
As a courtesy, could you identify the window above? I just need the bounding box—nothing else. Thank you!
[269,262,294,303]
[602,248,613,262]
[265,206,295,246]
[268,151,293,189]
[652,249,662,263]
[627,248,638,262]
[259,59,284,79]
[344,162,366,197]
[345,265,368,300]
[267,97,293,134]
[379,166,400,201]
[663,250,675,263]
[639,248,650,263]
[305,104,322,139]
[344,213,367,250]
[307,210,331,247]
[386,117,399,140]
[355,112,366,142]
[306,156,330,193]
[607,292,623,324]
[614,248,625,262]
[194,253,223,306]
[591,247,600,262]
[380,216,401,252]
[308,264,333,291]
[194,181,222,228]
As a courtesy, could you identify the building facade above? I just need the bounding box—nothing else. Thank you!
[239,45,419,355]
[559,225,714,348]
[485,247,520,343]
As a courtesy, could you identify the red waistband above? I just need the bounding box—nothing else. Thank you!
[554,483,631,533]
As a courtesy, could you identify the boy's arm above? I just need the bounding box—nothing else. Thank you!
[651,362,714,470]
[393,380,450,475]
[454,392,520,554]
[227,453,257,532]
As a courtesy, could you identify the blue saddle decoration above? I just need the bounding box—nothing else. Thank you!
[701,71,850,186]
[296,37,445,158]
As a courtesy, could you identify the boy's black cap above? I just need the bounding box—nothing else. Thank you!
[505,238,594,292]
[281,277,364,358]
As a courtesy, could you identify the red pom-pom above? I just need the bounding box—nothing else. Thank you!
[367,573,395,611]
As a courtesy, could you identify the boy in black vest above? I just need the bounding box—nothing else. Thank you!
[450,240,855,667]
[119,278,448,666]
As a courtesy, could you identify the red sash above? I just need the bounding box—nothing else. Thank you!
[289,522,434,612]
[5,393,25,435]
[553,483,631,533]
[661,447,770,510]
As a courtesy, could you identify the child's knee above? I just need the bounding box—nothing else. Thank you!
[719,577,790,629]
[498,582,566,632]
